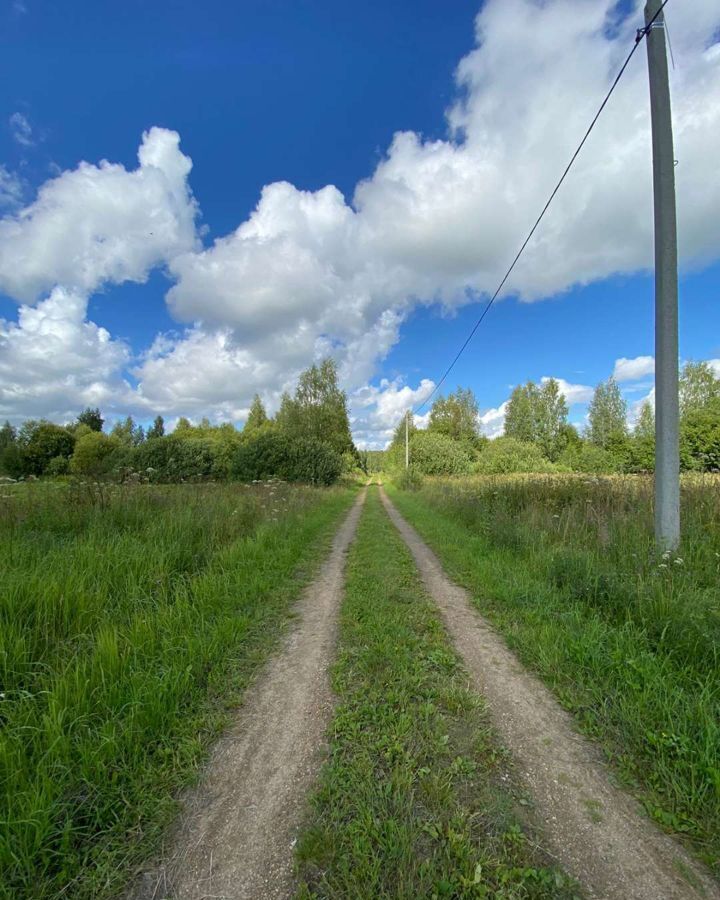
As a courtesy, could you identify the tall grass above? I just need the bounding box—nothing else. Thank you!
[388,474,720,876]
[0,480,354,898]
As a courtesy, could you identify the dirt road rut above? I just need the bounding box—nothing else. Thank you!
[381,487,718,900]
[130,490,366,900]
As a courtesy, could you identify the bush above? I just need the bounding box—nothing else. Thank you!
[408,431,473,476]
[558,441,618,474]
[70,432,119,475]
[22,424,75,476]
[231,432,342,485]
[132,436,218,482]
[46,455,70,477]
[474,437,556,474]
[395,466,423,490]
[680,402,720,471]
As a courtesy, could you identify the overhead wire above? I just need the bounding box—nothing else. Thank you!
[412,0,671,415]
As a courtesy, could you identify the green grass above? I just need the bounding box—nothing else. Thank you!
[295,487,577,899]
[386,474,720,876]
[0,479,355,899]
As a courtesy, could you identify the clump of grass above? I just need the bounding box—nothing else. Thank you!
[388,474,720,876]
[0,480,354,899]
[296,488,576,899]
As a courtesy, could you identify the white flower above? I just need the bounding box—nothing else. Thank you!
[658,563,668,569]
[673,558,684,566]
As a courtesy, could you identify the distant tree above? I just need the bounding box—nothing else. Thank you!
[428,387,480,444]
[0,420,16,449]
[680,361,720,418]
[680,398,720,471]
[110,416,144,447]
[20,422,75,475]
[504,379,568,459]
[504,383,537,444]
[635,400,655,438]
[174,417,192,434]
[70,432,119,475]
[278,359,354,456]
[534,378,569,460]
[588,378,627,448]
[245,394,269,433]
[76,407,104,432]
[147,415,165,440]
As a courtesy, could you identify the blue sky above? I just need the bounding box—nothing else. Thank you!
[1,0,719,446]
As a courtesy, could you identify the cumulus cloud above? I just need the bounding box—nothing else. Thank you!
[350,378,435,448]
[0,288,130,421]
[9,112,34,147]
[0,0,719,441]
[0,165,23,209]
[0,127,199,302]
[613,355,655,381]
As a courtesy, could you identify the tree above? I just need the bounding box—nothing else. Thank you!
[20,422,75,475]
[174,417,192,434]
[245,395,268,433]
[588,378,627,448]
[70,432,119,475]
[147,415,165,440]
[680,361,720,417]
[278,359,354,456]
[680,398,720,471]
[628,400,656,472]
[505,383,537,444]
[0,421,16,449]
[110,416,144,447]
[635,400,655,438]
[76,407,104,432]
[504,379,568,459]
[428,387,480,444]
[534,378,568,460]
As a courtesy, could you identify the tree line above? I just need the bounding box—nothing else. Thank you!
[0,360,360,486]
[387,361,720,476]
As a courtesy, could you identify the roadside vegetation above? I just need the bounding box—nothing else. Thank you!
[387,475,720,876]
[0,479,354,899]
[296,488,577,899]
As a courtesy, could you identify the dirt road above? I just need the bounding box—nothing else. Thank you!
[380,486,718,900]
[129,490,366,900]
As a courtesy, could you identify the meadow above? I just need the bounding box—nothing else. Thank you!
[387,473,720,876]
[0,479,354,899]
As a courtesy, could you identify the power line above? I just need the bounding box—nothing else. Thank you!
[413,0,671,414]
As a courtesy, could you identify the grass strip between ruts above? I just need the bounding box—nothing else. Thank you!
[295,487,577,899]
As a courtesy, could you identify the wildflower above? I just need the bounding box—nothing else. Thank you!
[658,563,668,569]
[673,558,684,566]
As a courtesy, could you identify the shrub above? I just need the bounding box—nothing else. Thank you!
[231,432,342,485]
[558,441,618,474]
[70,432,119,475]
[408,430,473,476]
[680,402,720,471]
[474,437,556,474]
[46,455,70,477]
[132,436,218,482]
[21,424,75,476]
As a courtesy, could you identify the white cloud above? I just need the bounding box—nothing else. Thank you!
[0,288,130,421]
[613,355,655,381]
[350,378,434,449]
[9,112,34,147]
[542,376,594,406]
[0,127,199,303]
[0,0,719,443]
[479,401,508,438]
[0,165,23,209]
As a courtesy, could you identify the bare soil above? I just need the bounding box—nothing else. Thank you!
[128,490,366,900]
[380,487,719,900]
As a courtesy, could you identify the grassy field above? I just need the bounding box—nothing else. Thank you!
[296,487,577,898]
[387,474,720,876]
[0,479,354,899]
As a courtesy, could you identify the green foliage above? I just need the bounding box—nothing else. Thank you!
[588,378,627,448]
[559,440,618,474]
[680,361,720,417]
[45,455,70,477]
[408,429,474,476]
[504,379,568,459]
[276,359,354,457]
[19,422,75,476]
[428,386,480,444]
[0,420,16,449]
[70,432,120,475]
[244,394,268,433]
[232,432,343,485]
[130,435,217,482]
[109,416,145,447]
[680,400,720,472]
[474,437,557,474]
[75,407,104,432]
[146,415,165,440]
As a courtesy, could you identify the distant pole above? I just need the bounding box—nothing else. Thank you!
[405,410,409,469]
[645,0,679,551]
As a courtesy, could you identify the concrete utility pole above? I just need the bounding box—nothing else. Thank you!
[645,0,680,550]
[405,410,409,469]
